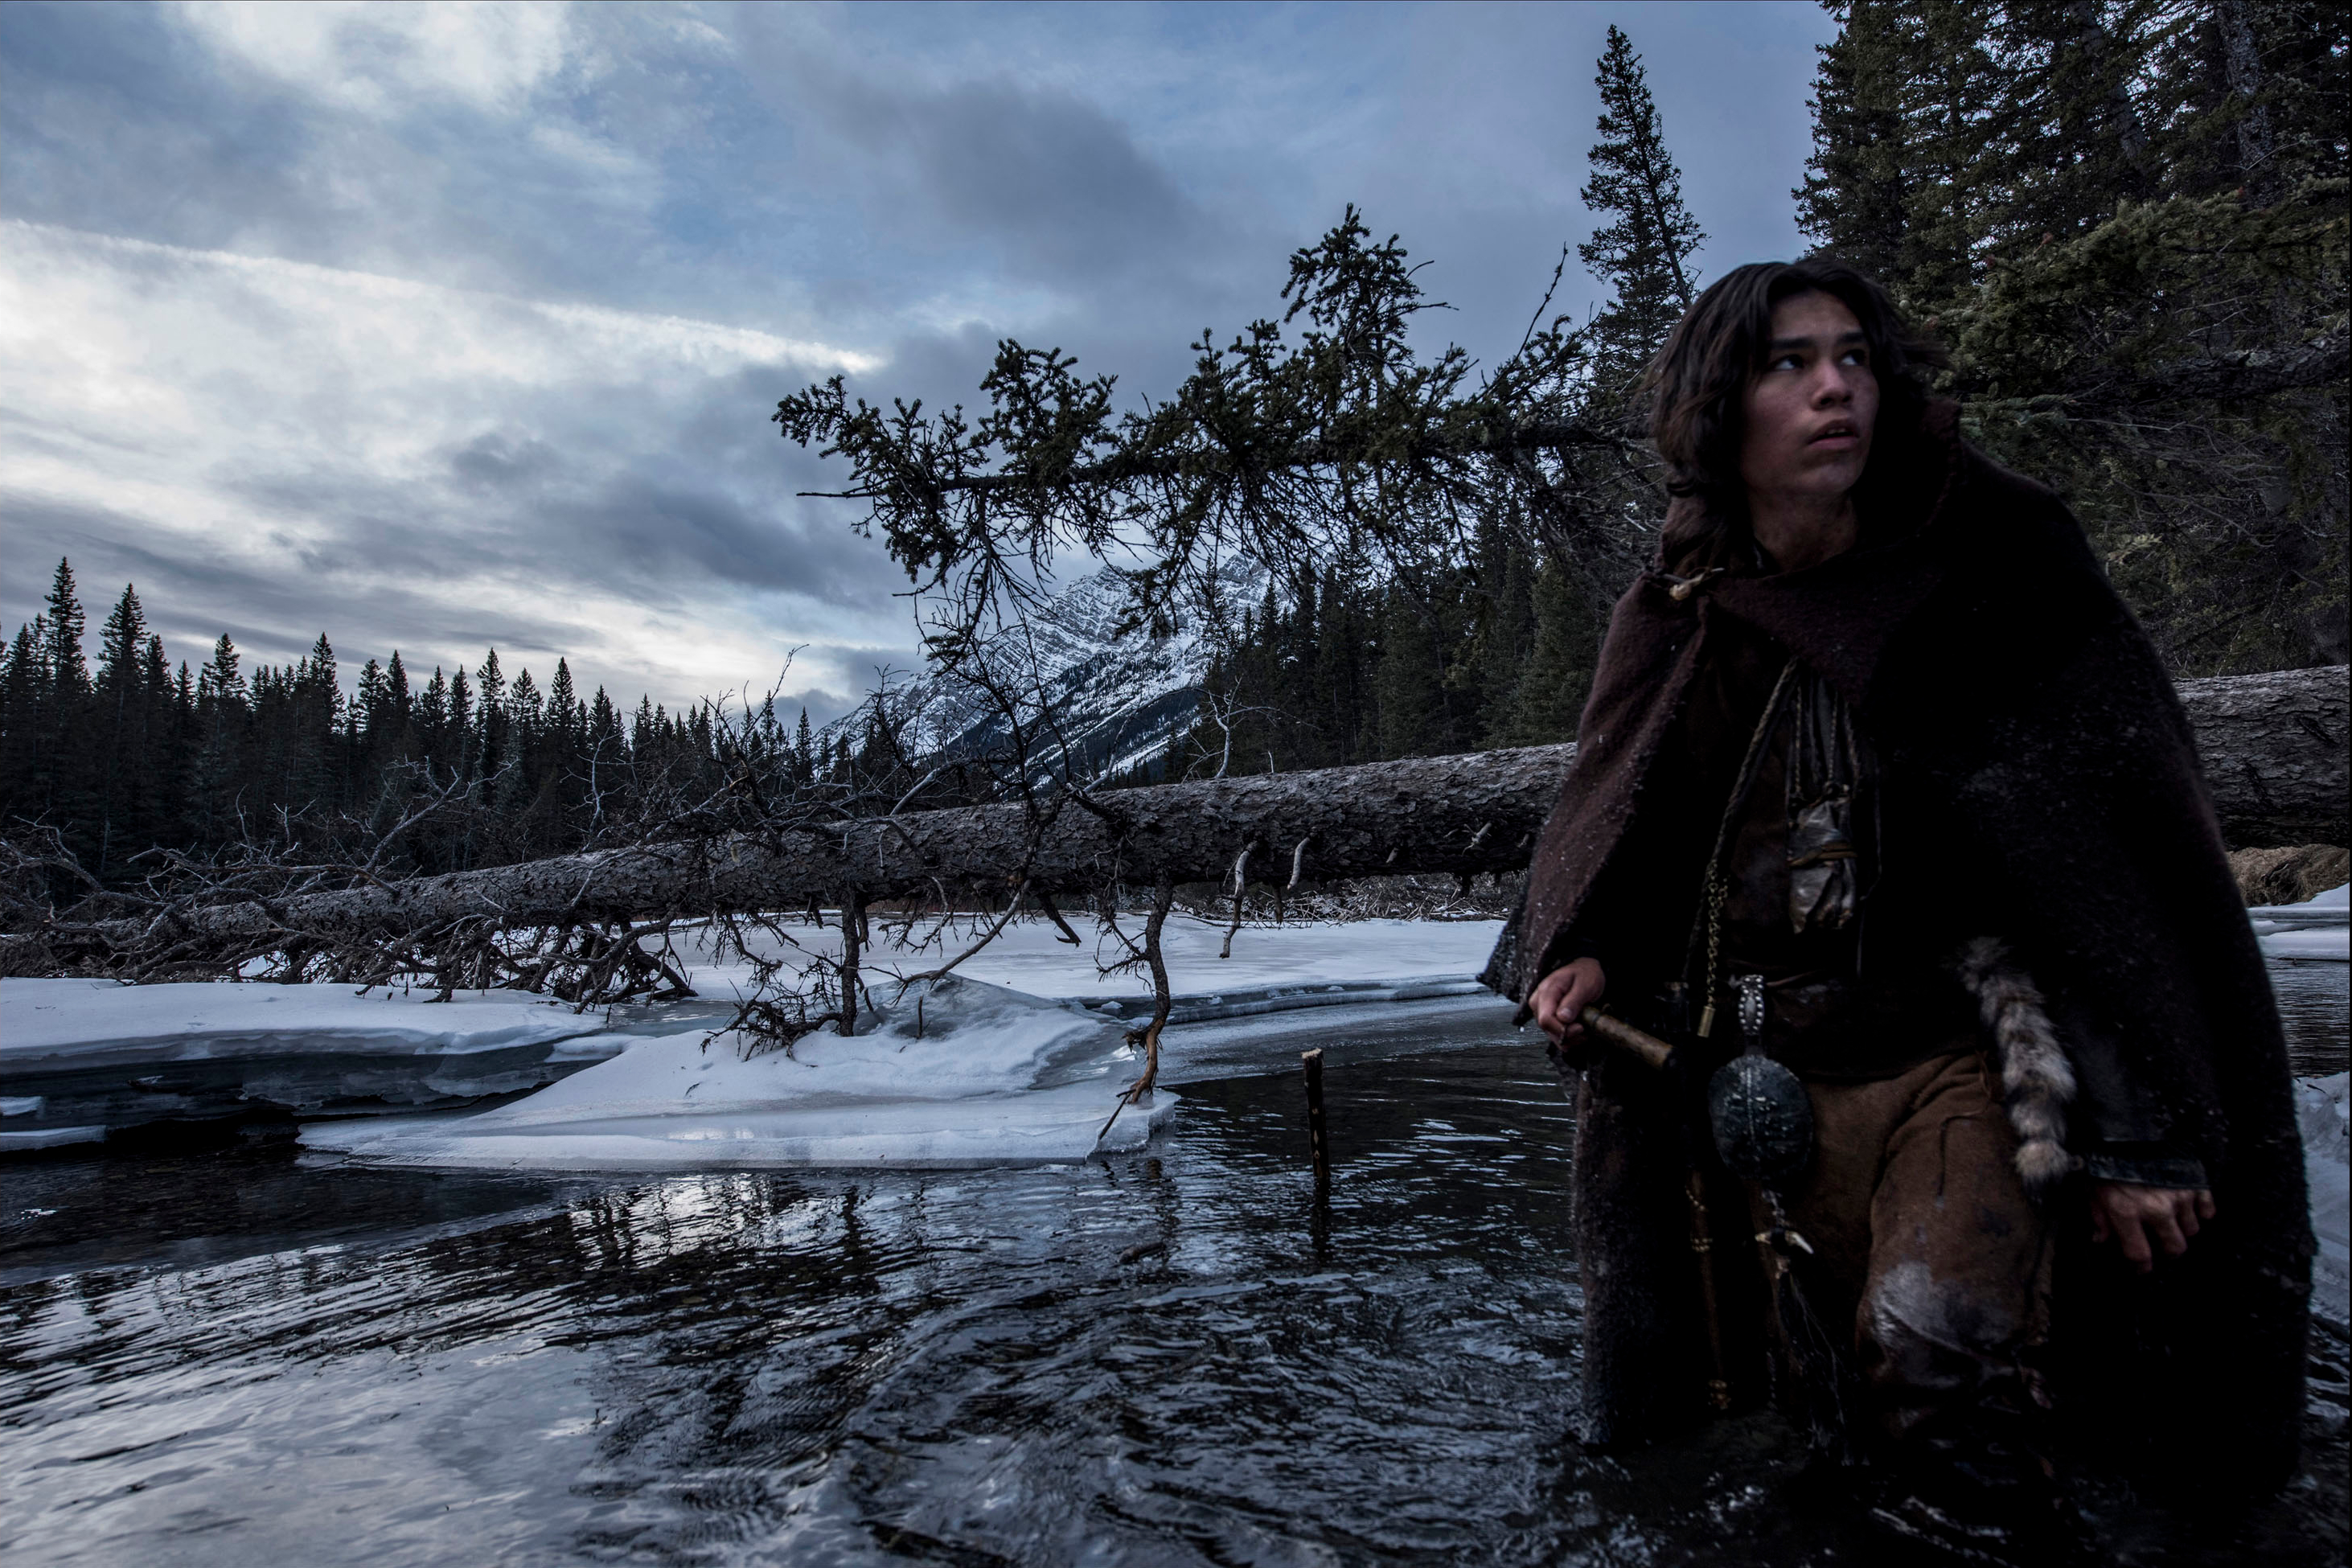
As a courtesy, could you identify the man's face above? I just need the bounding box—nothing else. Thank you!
[1738,290,1879,510]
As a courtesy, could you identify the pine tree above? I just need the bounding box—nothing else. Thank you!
[357,659,392,741]
[384,651,412,730]
[474,651,506,785]
[143,634,185,850]
[288,634,343,815]
[92,585,150,873]
[1988,1,2161,245]
[1792,0,2349,670]
[198,634,244,708]
[0,620,39,816]
[417,667,451,754]
[30,561,92,825]
[448,667,474,773]
[548,659,579,737]
[1467,515,1540,748]
[1369,582,1465,759]
[2159,0,2347,205]
[41,559,89,698]
[192,634,246,836]
[1796,0,1911,278]
[1496,561,1599,745]
[1579,24,1707,396]
[508,668,543,736]
[588,687,621,753]
[1795,0,2005,311]
[504,667,543,810]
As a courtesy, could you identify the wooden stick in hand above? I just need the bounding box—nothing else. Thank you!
[1578,1007,1674,1070]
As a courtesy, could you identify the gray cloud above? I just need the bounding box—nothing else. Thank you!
[802,71,1201,281]
[2,0,1838,717]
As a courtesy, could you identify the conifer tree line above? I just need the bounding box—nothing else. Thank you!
[0,557,878,889]
[1155,3,2343,781]
[7,4,2342,892]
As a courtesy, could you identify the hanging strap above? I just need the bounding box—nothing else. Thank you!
[1682,657,1801,1037]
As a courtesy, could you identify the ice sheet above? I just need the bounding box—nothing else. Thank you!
[2262,927,2351,960]
[303,975,1172,1170]
[2250,882,2349,960]
[671,913,1505,1001]
[2,979,614,1066]
[0,979,628,1139]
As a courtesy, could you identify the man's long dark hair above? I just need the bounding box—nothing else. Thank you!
[1646,260,1945,573]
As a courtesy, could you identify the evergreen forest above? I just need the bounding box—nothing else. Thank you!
[7,0,2346,891]
[1155,0,2346,778]
[0,557,852,889]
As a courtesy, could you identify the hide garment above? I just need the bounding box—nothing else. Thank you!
[1485,401,2313,1495]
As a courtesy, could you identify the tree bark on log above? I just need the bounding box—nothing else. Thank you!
[10,666,2342,963]
[2176,665,2348,848]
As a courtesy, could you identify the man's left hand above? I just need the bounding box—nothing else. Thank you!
[2089,1182,2214,1272]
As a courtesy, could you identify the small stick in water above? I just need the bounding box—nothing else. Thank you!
[1303,1048,1331,1188]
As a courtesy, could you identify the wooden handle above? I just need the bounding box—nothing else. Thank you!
[1578,1007,1674,1070]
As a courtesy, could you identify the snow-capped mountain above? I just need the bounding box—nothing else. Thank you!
[833,560,1263,781]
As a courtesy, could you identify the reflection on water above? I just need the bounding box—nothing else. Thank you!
[2272,958,2350,1077]
[2,997,2346,1564]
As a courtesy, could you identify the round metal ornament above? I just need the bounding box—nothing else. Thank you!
[1707,1054,1816,1182]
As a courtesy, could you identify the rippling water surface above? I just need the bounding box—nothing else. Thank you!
[2273,958,2350,1077]
[2,972,2345,1566]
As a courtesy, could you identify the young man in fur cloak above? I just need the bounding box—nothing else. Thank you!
[1484,259,2312,1545]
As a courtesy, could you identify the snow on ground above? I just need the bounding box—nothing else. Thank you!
[0,919,1506,1165]
[1,981,624,1151]
[2,980,614,1067]
[304,975,1176,1170]
[668,913,1506,1002]
[297,917,1509,1172]
[2262,927,2352,960]
[2251,881,2350,961]
[6,907,2342,1271]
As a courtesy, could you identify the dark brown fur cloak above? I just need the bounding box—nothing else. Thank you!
[1489,403,2313,1495]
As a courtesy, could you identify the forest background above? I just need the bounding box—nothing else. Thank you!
[4,0,2344,894]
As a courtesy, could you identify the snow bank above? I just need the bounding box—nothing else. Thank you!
[0,980,624,1149]
[2251,882,2350,962]
[674,913,1507,1001]
[2,979,615,1066]
[304,975,1172,1170]
[0,920,1504,1161]
[2297,1073,2350,1326]
[2262,927,2352,959]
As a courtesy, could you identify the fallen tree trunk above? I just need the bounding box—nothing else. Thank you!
[7,665,2342,969]
[2175,664,2348,847]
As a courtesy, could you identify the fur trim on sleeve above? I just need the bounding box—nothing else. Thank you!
[1958,937,2079,1195]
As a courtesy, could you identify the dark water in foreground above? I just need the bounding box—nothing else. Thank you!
[0,967,2345,1566]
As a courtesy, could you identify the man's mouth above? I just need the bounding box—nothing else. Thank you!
[1808,422,1861,446]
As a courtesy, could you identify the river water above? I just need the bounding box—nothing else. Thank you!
[2,964,2344,1566]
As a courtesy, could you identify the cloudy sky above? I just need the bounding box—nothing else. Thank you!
[2,1,1834,720]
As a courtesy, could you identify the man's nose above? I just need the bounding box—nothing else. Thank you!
[1811,364,1857,404]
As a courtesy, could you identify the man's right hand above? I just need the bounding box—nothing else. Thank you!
[1532,957,1608,1049]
